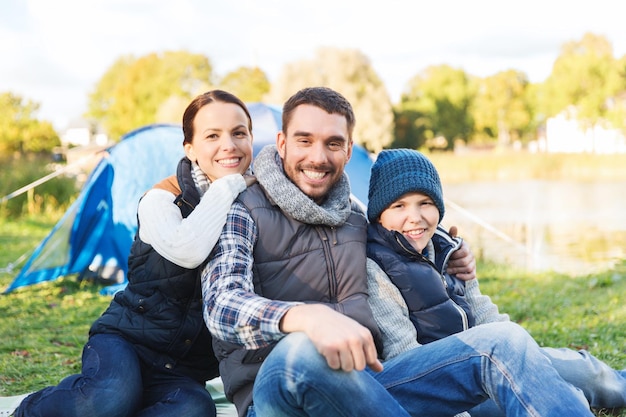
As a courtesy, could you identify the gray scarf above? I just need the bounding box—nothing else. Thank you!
[253,145,352,226]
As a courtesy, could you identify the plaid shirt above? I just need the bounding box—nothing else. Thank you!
[201,201,301,350]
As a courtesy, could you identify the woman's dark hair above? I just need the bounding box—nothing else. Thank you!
[182,90,252,144]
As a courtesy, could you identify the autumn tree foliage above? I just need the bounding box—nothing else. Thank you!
[86,51,215,141]
[0,92,59,157]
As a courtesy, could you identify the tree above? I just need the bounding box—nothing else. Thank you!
[390,107,429,150]
[605,55,626,131]
[0,92,59,156]
[267,47,394,153]
[399,65,476,150]
[218,66,270,102]
[540,33,626,127]
[472,70,535,146]
[86,51,215,140]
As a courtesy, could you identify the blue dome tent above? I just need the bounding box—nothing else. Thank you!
[5,103,374,293]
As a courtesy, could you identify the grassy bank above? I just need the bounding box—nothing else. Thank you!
[0,213,112,394]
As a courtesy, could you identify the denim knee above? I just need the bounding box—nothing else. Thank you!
[467,322,536,355]
[147,387,216,417]
[267,332,327,371]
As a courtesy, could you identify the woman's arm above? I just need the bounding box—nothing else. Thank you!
[138,174,246,268]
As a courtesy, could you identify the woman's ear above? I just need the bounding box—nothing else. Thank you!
[183,142,196,162]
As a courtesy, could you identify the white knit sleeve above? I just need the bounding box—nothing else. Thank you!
[138,173,247,269]
[465,278,510,325]
[366,258,421,361]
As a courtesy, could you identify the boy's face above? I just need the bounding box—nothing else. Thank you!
[378,191,439,253]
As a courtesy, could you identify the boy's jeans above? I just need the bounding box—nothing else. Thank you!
[250,322,592,417]
[15,333,216,417]
[469,346,626,416]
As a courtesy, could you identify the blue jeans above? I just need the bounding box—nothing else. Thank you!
[15,333,216,417]
[469,346,626,416]
[249,322,592,417]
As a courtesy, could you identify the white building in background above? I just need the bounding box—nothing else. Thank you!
[60,118,109,147]
[542,106,626,153]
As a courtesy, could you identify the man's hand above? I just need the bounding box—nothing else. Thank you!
[280,304,383,373]
[447,226,476,281]
[244,174,257,187]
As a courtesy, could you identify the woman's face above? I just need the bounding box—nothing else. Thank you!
[184,101,253,182]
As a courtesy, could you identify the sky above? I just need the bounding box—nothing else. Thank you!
[2,0,626,131]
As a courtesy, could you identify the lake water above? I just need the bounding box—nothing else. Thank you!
[440,179,626,275]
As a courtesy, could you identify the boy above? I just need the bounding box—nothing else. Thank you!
[366,148,626,416]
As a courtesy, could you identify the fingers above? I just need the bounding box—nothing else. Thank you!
[448,225,458,238]
[369,358,384,373]
[291,304,383,373]
[454,268,477,281]
[319,333,372,372]
[316,326,381,373]
[339,344,357,371]
[365,340,384,373]
[324,350,342,371]
[322,344,382,373]
[447,239,477,281]
[244,175,257,187]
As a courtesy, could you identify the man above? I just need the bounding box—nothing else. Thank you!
[202,86,594,417]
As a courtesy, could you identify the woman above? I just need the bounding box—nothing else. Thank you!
[15,90,254,417]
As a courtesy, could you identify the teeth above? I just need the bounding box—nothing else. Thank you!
[219,158,239,165]
[303,170,325,180]
[406,229,425,237]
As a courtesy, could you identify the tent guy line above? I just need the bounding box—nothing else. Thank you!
[0,151,104,204]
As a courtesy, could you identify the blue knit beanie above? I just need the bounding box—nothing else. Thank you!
[367,149,444,224]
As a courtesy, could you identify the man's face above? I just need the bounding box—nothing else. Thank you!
[277,104,353,204]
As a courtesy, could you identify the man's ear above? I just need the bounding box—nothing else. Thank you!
[346,140,353,162]
[277,132,286,158]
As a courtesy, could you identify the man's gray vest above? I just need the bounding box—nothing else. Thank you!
[213,183,382,416]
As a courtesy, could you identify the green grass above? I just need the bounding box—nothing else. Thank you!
[478,261,626,367]
[0,214,624,416]
[0,213,111,394]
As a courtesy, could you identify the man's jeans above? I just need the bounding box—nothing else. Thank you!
[469,346,626,416]
[15,333,216,417]
[250,322,592,417]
